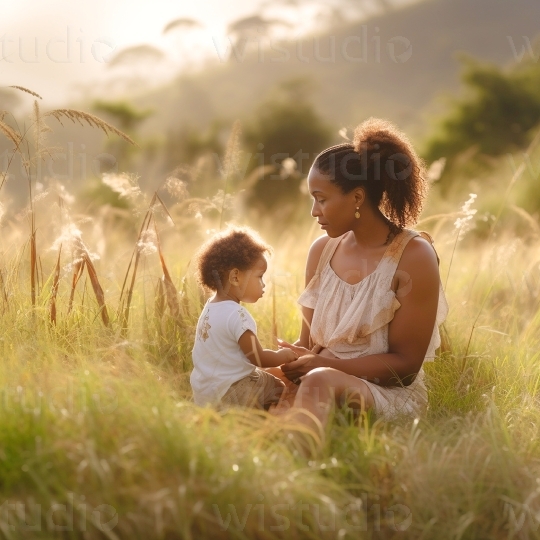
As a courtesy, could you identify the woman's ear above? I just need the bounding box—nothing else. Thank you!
[354,187,366,207]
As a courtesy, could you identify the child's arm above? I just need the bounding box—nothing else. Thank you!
[238,330,297,367]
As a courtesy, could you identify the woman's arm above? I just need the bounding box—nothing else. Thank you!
[294,235,330,348]
[282,237,441,386]
[238,330,297,367]
[295,306,314,348]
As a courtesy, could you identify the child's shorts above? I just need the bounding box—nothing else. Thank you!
[220,368,284,409]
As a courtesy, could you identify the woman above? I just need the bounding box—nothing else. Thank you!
[274,117,448,434]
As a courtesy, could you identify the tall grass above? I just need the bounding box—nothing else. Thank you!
[3,94,540,538]
[2,223,540,538]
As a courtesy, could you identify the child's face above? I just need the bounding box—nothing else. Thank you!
[236,255,267,303]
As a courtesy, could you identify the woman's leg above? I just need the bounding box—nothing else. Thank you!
[290,367,375,437]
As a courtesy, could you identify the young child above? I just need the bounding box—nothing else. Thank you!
[191,226,297,409]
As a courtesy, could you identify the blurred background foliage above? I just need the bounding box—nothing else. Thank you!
[242,77,332,176]
[3,0,540,234]
[425,46,540,180]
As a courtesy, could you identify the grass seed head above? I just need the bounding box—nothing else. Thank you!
[454,193,478,241]
[102,172,142,201]
[137,229,158,256]
[9,86,42,99]
[164,176,189,201]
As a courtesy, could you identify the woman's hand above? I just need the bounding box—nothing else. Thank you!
[280,353,322,381]
[278,339,336,358]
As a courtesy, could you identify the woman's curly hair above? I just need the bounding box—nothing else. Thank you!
[313,117,428,230]
[194,226,272,292]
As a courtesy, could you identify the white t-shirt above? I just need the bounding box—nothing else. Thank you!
[191,300,257,406]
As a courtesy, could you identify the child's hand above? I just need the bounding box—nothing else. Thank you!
[276,347,298,363]
[277,339,311,358]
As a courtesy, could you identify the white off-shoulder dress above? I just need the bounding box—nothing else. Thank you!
[298,228,449,420]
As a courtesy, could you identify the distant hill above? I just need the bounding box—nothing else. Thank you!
[3,0,540,207]
[137,0,540,142]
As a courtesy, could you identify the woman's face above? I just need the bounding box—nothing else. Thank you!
[307,166,359,238]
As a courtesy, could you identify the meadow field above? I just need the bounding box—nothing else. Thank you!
[2,100,540,540]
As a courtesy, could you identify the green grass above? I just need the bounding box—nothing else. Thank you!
[1,214,540,539]
[3,111,540,537]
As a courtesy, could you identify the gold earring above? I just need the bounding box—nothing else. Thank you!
[355,207,361,219]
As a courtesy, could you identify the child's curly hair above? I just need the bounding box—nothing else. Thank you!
[194,227,272,292]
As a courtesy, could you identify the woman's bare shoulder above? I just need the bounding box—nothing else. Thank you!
[309,234,331,256]
[398,235,440,284]
[305,235,331,280]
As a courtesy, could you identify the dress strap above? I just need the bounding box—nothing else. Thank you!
[380,229,441,276]
[313,235,342,276]
[417,231,441,266]
[379,229,419,275]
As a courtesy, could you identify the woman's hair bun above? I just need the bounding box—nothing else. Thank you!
[314,117,428,229]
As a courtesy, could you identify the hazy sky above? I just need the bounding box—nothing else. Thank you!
[2,0,414,107]
[1,0,266,105]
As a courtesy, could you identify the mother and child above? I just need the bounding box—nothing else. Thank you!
[190,117,448,434]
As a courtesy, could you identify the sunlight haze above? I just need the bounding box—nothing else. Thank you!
[2,0,416,106]
[2,0,264,104]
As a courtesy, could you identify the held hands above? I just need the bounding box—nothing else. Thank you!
[276,338,310,364]
[275,347,298,363]
[276,339,312,358]
[277,339,336,381]
[281,354,320,380]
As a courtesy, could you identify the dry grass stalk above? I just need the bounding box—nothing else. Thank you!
[67,259,85,315]
[32,100,42,151]
[222,120,242,181]
[50,245,62,324]
[181,272,190,318]
[0,120,22,147]
[155,192,175,224]
[32,100,54,163]
[44,109,138,147]
[120,251,141,330]
[153,195,182,321]
[0,267,8,313]
[219,120,242,230]
[9,86,42,99]
[29,229,37,307]
[154,277,165,321]
[0,172,7,192]
[80,277,88,308]
[39,255,45,291]
[83,252,109,327]
[154,222,181,320]
[118,194,157,329]
[0,120,30,193]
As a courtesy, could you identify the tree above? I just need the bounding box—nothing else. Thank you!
[425,58,540,167]
[244,78,331,174]
[92,100,153,169]
[242,78,332,211]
